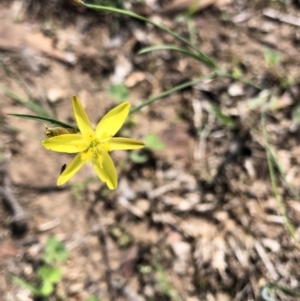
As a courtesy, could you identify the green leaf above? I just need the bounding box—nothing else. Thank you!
[44,236,68,264]
[139,45,216,67]
[145,134,165,151]
[8,114,78,130]
[39,281,54,296]
[108,84,129,103]
[209,104,235,128]
[130,150,149,164]
[38,266,62,284]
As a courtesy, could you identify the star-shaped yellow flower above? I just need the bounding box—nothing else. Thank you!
[42,96,145,189]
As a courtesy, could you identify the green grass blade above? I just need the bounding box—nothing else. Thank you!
[268,282,300,298]
[8,114,79,130]
[208,103,235,128]
[130,72,218,114]
[0,85,52,118]
[268,148,300,200]
[82,2,218,69]
[216,71,263,91]
[139,45,214,66]
[0,58,34,99]
[12,276,40,296]
[261,112,298,244]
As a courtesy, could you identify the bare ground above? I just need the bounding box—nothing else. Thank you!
[1,1,300,301]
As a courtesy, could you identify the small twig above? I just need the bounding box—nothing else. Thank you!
[95,225,116,301]
[0,163,28,234]
[194,111,215,161]
[148,180,180,199]
[263,8,300,28]
[37,218,60,232]
[255,241,279,281]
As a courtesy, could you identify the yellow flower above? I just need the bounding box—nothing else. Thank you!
[42,96,145,189]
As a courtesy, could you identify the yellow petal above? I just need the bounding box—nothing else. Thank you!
[42,134,89,153]
[107,137,145,151]
[72,96,95,139]
[95,102,130,140]
[57,153,86,185]
[92,149,117,189]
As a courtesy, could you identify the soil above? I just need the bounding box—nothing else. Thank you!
[1,1,300,301]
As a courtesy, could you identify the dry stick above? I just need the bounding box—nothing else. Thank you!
[0,163,28,232]
[263,8,300,27]
[96,225,116,301]
[255,242,279,281]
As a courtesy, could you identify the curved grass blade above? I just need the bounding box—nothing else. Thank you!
[0,85,52,118]
[139,45,215,67]
[82,2,218,69]
[8,114,79,130]
[130,72,218,114]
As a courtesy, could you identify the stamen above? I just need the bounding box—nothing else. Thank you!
[93,147,103,169]
[81,148,92,162]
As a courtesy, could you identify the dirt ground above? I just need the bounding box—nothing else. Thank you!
[1,0,300,300]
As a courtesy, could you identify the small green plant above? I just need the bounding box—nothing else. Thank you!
[129,151,149,164]
[155,261,182,301]
[130,133,165,163]
[232,66,243,79]
[108,84,130,103]
[263,48,281,69]
[13,236,68,299]
[145,134,165,151]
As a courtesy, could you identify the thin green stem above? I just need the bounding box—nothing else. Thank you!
[129,71,262,114]
[269,149,300,200]
[82,2,217,69]
[129,72,218,114]
[216,71,263,90]
[139,45,207,64]
[262,112,298,244]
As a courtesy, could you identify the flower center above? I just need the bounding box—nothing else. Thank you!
[90,139,99,148]
[87,139,111,169]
